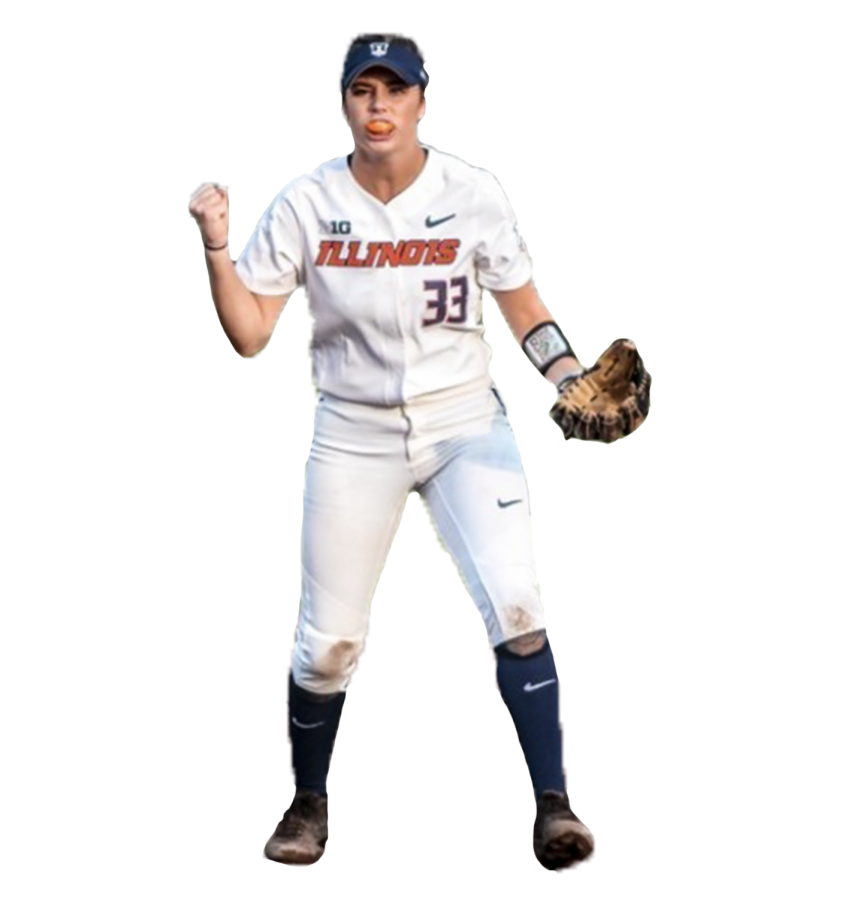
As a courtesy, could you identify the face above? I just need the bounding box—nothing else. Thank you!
[343,66,426,159]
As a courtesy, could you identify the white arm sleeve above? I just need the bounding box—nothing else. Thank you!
[475,175,533,292]
[235,190,304,296]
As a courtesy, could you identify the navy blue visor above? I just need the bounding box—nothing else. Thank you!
[342,41,429,94]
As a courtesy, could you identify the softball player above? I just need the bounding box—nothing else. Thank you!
[189,34,594,871]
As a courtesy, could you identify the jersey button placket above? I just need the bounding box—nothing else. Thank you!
[381,206,406,407]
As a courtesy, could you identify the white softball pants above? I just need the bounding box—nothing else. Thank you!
[291,377,546,694]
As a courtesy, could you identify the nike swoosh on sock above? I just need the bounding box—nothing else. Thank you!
[523,679,557,693]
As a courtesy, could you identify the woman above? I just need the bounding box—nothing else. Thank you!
[189,33,594,871]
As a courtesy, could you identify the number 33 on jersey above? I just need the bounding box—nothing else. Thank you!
[235,145,533,406]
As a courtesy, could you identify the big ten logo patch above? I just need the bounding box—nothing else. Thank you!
[318,219,352,235]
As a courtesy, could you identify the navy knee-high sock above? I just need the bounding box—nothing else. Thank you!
[288,671,346,797]
[494,639,566,799]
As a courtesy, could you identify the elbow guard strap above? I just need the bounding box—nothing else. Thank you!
[521,321,575,374]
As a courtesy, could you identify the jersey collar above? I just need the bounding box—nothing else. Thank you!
[343,145,441,217]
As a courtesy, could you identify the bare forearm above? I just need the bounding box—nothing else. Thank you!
[543,354,584,385]
[204,248,266,356]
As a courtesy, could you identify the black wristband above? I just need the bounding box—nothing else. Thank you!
[521,321,575,375]
[203,240,228,252]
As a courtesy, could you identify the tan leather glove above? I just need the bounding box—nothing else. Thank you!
[550,339,652,442]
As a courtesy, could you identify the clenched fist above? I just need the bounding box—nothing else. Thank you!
[189,182,229,251]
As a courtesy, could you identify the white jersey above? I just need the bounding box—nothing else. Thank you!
[235,145,533,406]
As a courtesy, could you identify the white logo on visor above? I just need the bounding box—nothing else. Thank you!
[370,42,389,57]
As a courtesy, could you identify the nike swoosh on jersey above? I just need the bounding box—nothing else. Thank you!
[425,213,457,228]
[497,498,523,508]
[292,717,326,729]
[523,679,557,693]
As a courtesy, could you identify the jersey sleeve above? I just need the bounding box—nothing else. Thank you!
[235,189,304,297]
[474,174,533,292]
